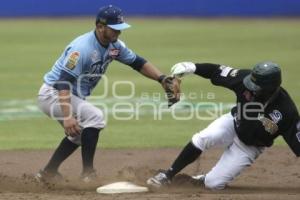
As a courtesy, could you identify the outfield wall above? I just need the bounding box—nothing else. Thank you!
[1,0,300,17]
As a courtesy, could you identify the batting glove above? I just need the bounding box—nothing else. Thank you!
[171,62,196,78]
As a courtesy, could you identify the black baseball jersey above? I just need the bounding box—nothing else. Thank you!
[194,63,300,156]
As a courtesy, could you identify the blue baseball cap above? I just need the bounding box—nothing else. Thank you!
[96,5,131,30]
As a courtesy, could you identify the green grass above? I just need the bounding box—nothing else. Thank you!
[0,18,299,149]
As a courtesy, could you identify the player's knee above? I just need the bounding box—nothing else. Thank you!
[192,133,212,151]
[82,110,106,129]
[204,175,226,190]
[94,112,106,128]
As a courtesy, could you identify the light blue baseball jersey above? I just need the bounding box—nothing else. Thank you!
[44,31,136,98]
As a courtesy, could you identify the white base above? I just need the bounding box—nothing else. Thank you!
[96,181,149,194]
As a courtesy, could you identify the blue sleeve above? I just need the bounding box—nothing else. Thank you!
[61,46,85,78]
[114,40,147,71]
[53,70,76,90]
[114,40,137,65]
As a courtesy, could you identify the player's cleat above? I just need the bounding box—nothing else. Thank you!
[80,170,98,183]
[35,169,63,183]
[146,171,171,187]
[191,174,206,185]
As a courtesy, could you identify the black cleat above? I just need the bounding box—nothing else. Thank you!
[80,169,98,183]
[35,169,63,183]
[147,171,171,188]
[191,174,206,185]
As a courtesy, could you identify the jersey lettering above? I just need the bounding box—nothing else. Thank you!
[269,110,282,124]
[87,61,109,82]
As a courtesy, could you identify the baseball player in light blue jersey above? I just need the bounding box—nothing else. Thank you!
[36,5,168,183]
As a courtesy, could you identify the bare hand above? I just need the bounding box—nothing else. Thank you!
[63,117,81,137]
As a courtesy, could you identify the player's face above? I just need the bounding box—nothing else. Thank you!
[96,24,121,45]
[103,26,121,43]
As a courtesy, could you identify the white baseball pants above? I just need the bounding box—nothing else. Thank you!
[192,113,264,190]
[37,83,106,145]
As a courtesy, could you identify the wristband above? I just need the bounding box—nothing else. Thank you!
[158,75,166,83]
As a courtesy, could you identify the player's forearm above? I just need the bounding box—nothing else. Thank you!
[139,62,164,81]
[58,90,72,119]
[194,63,220,79]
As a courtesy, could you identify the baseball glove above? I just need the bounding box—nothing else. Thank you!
[161,76,181,107]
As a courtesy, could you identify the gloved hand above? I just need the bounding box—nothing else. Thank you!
[160,76,181,107]
[171,62,196,78]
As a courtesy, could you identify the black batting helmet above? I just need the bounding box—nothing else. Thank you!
[243,61,282,92]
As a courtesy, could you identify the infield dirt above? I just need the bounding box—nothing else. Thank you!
[0,147,299,200]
